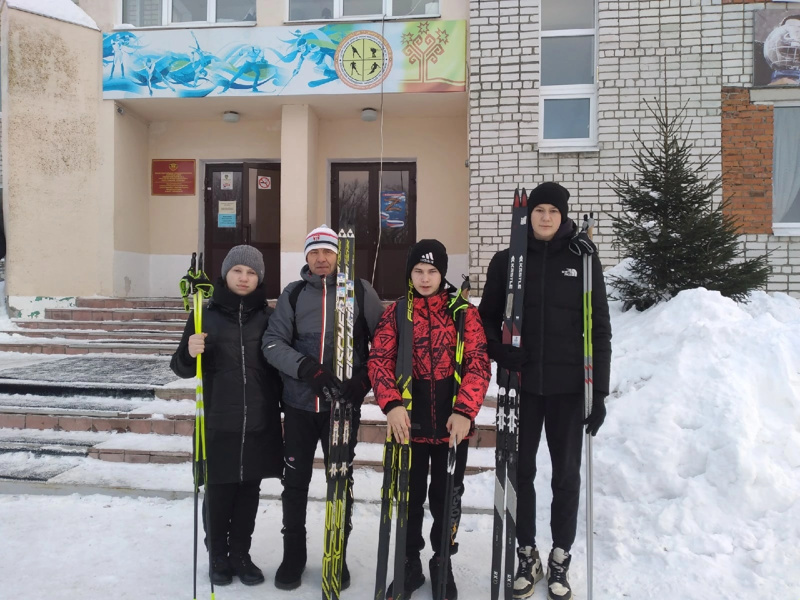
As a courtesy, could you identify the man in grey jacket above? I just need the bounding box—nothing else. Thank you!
[262,225,384,591]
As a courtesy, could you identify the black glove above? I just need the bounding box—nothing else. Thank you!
[297,358,340,400]
[569,230,597,256]
[339,367,371,405]
[488,341,528,372]
[583,394,606,436]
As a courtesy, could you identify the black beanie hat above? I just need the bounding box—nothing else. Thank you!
[406,239,448,282]
[528,182,570,220]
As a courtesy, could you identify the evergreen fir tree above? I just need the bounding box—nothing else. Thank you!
[609,100,771,311]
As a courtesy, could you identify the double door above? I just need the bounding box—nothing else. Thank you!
[331,162,417,299]
[204,163,281,298]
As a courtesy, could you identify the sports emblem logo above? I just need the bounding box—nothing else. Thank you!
[335,30,393,90]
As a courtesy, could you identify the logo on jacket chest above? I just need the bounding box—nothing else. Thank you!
[562,268,578,278]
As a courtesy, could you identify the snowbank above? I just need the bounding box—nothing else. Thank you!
[6,0,98,30]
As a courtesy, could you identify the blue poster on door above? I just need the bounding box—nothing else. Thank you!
[380,192,406,229]
[218,214,236,228]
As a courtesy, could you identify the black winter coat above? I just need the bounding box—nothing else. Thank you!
[171,280,283,484]
[479,220,612,397]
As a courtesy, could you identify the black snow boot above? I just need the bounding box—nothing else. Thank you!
[546,547,572,600]
[230,551,265,586]
[513,545,544,599]
[385,555,426,599]
[274,534,307,590]
[429,554,458,600]
[208,554,233,586]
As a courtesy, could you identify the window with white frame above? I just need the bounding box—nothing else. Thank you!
[773,107,800,232]
[538,0,597,150]
[120,0,256,27]
[288,0,439,21]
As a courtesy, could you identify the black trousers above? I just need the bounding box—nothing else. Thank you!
[281,404,361,543]
[516,392,584,552]
[406,441,468,559]
[202,479,261,558]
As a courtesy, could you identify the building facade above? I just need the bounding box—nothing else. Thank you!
[469,0,800,296]
[1,0,470,316]
[1,0,799,318]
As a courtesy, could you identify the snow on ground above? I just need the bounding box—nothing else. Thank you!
[1,288,800,598]
[6,0,98,30]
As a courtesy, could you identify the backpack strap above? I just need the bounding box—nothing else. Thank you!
[288,280,307,343]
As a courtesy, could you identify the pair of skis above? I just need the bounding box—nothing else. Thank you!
[491,189,529,600]
[374,278,414,600]
[179,253,214,600]
[322,230,356,600]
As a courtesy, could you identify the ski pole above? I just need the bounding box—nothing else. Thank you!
[581,214,595,600]
[181,252,213,600]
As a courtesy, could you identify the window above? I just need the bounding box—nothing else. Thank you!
[773,107,800,232]
[120,0,256,27]
[538,0,597,150]
[288,0,439,21]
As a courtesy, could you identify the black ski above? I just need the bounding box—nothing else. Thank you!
[390,277,415,600]
[374,436,397,600]
[491,188,528,600]
[322,231,356,600]
[435,276,471,600]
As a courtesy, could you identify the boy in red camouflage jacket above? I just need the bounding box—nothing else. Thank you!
[368,239,491,600]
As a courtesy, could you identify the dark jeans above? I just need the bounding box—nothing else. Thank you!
[281,404,361,543]
[406,441,468,559]
[202,479,261,558]
[516,392,584,552]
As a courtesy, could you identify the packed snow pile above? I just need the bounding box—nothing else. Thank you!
[6,0,99,30]
[597,287,800,597]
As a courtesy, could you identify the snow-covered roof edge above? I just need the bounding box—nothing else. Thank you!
[3,0,99,31]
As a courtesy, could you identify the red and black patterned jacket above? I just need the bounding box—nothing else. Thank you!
[368,291,491,444]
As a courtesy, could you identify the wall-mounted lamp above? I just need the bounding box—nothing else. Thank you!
[223,111,240,123]
[361,108,378,122]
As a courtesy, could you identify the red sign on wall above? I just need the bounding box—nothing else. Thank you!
[152,159,196,195]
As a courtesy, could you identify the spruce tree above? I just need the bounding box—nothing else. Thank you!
[609,100,771,311]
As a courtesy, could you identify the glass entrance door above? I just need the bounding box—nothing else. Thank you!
[331,162,416,299]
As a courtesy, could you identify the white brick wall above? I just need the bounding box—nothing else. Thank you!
[468,1,799,297]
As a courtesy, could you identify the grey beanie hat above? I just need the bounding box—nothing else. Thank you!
[221,245,265,284]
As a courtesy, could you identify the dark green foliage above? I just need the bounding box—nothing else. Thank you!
[609,101,771,311]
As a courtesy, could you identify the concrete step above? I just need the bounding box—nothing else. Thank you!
[82,433,495,473]
[76,297,186,310]
[13,319,187,332]
[0,339,177,356]
[0,328,182,342]
[0,355,179,399]
[0,428,110,481]
[0,394,195,436]
[46,308,187,322]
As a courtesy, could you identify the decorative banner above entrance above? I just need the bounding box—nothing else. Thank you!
[102,20,466,99]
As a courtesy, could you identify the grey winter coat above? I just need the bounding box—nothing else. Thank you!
[262,265,384,412]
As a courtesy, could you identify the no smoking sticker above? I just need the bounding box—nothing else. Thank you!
[258,176,271,190]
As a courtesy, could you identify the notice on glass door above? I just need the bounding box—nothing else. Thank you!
[220,172,234,190]
[380,192,406,229]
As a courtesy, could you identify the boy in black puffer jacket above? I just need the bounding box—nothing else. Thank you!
[479,183,612,600]
[171,245,283,587]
